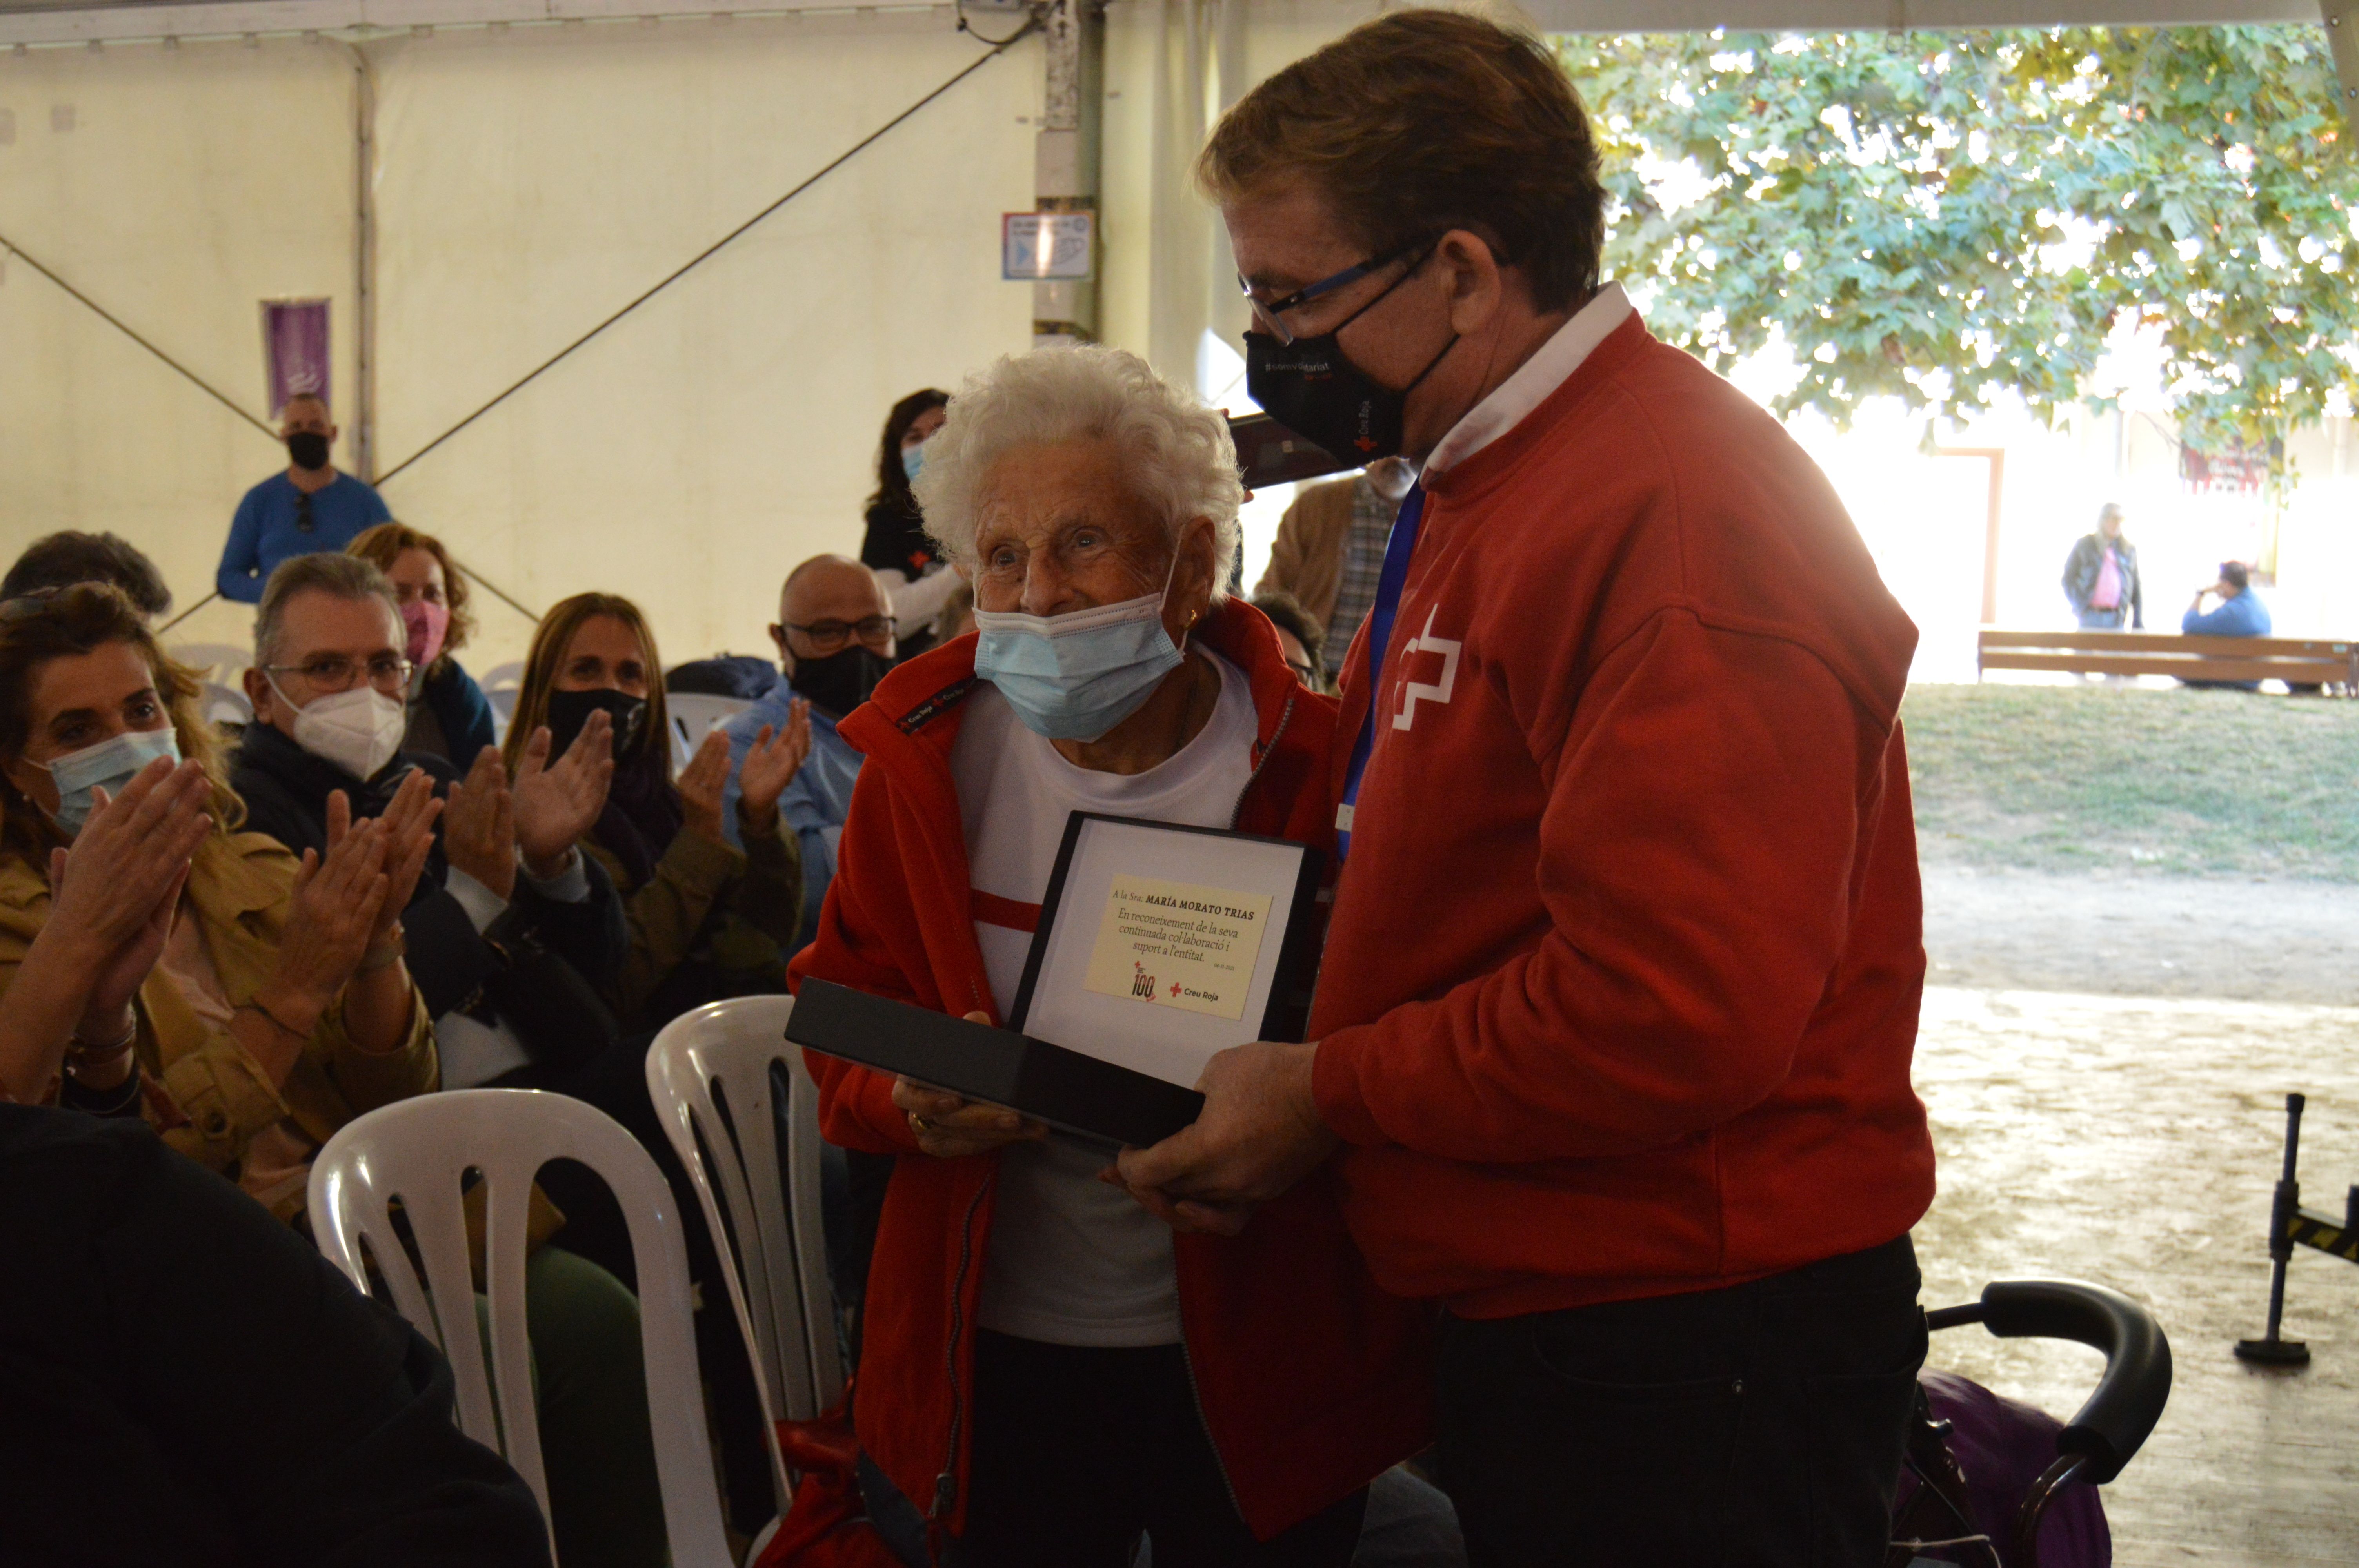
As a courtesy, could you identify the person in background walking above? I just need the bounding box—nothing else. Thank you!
[1255,457,1418,681]
[860,388,964,662]
[2061,502,2141,630]
[218,393,392,605]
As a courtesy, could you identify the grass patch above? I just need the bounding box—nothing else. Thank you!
[1901,684,2359,881]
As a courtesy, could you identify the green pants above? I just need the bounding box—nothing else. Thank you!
[478,1247,671,1568]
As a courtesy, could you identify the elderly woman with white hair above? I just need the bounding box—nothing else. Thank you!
[787,347,1430,1564]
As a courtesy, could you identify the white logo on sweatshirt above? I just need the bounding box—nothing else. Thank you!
[1392,606,1461,730]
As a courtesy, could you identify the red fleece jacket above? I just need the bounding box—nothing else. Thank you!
[788,601,1432,1542]
[1309,313,1937,1318]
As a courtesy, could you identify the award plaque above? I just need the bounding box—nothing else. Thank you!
[785,812,1325,1147]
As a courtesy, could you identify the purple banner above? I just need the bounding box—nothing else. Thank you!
[261,298,331,420]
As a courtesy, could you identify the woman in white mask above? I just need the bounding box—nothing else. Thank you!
[0,582,440,1216]
[784,347,1432,1566]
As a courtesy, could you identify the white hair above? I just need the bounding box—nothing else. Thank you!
[914,345,1244,600]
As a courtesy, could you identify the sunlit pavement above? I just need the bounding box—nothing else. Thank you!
[1914,987,2359,1565]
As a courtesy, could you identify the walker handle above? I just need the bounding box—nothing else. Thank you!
[1924,1278,2171,1485]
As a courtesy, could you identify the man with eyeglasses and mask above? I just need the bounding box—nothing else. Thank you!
[218,392,393,605]
[231,554,628,1094]
[719,554,897,935]
[1112,15,1936,1566]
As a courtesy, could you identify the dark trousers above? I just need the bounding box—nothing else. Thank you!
[949,1329,1367,1568]
[1436,1235,1925,1568]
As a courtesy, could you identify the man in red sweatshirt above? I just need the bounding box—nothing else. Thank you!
[1115,14,1938,1566]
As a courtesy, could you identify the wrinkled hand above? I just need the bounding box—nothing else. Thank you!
[736,701,813,837]
[677,728,733,847]
[513,711,614,878]
[348,770,441,940]
[265,807,391,1030]
[893,1011,1048,1158]
[443,748,516,900]
[45,757,212,1036]
[1108,1041,1336,1235]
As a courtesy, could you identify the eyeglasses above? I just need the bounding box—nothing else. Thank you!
[263,653,413,692]
[294,491,315,535]
[785,616,896,655]
[1239,235,1436,345]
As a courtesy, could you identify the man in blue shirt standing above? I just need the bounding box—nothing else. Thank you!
[2182,559,2273,691]
[719,553,897,946]
[217,392,391,603]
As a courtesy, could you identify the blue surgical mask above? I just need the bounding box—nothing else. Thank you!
[901,442,927,483]
[972,565,1185,742]
[39,726,182,834]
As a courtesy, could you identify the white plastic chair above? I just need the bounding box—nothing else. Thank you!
[200,680,253,728]
[480,662,525,747]
[307,1089,734,1567]
[646,996,843,1504]
[667,693,752,773]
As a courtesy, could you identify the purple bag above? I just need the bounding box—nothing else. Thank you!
[1890,1371,2110,1567]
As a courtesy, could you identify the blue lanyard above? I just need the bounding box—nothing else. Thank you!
[1336,482,1425,860]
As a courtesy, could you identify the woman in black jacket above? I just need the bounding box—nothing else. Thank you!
[858,387,960,660]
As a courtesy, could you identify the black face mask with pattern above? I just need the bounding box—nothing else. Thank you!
[1243,252,1457,464]
[788,646,891,720]
[543,686,647,763]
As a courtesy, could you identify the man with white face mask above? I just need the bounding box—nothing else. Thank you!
[233,555,629,1091]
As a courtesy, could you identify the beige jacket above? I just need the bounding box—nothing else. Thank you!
[1252,476,1360,628]
[0,828,436,1191]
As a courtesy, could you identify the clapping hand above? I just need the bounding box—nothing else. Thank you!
[677,728,734,847]
[736,701,813,837]
[513,711,615,880]
[444,748,517,901]
[353,771,442,940]
[45,757,214,1040]
[264,808,392,1033]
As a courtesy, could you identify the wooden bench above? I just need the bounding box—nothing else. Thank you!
[1976,630,2358,693]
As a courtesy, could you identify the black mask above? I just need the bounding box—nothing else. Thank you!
[544,686,648,763]
[1243,251,1457,464]
[788,645,891,719]
[287,430,331,472]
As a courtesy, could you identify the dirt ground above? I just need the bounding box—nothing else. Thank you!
[1914,867,2359,1566]
[1921,867,2359,1007]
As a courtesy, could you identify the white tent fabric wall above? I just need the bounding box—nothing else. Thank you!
[1098,0,1379,399]
[2,17,1039,670]
[0,40,357,640]
[363,15,1038,669]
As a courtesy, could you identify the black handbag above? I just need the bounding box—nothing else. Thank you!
[473,906,622,1074]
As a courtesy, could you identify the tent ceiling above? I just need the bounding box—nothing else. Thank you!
[0,0,2321,45]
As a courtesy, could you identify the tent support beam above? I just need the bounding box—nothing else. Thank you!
[343,38,380,483]
[1032,0,1103,347]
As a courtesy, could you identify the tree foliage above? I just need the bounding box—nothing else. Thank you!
[1556,27,2359,459]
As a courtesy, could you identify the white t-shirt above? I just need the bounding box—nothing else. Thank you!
[951,648,1258,1347]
